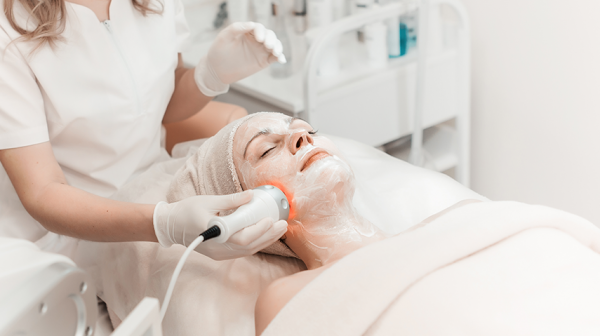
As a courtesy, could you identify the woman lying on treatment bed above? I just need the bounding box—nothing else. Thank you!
[230,113,482,334]
[167,112,600,336]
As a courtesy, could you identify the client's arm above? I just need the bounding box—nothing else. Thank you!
[254,199,483,334]
[255,270,324,335]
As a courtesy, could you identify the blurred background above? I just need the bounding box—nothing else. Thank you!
[463,0,600,225]
[181,0,600,225]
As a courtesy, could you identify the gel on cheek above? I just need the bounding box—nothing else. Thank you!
[239,144,304,216]
[237,133,382,266]
[290,158,365,238]
[239,133,358,227]
[243,152,353,230]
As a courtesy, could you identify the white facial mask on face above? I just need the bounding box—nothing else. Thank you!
[233,114,380,264]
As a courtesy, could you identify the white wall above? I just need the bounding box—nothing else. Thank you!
[460,0,600,224]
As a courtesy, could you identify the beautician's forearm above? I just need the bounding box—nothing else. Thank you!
[31,182,157,242]
[1,142,158,243]
[163,62,213,123]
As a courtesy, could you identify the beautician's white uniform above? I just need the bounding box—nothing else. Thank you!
[0,0,189,255]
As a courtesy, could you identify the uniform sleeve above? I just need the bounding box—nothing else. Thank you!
[0,27,48,150]
[174,0,191,53]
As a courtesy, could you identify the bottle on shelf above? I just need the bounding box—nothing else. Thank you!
[293,0,307,33]
[270,0,294,78]
[364,4,388,68]
[354,0,373,42]
[305,0,340,77]
[332,0,346,20]
[307,0,333,29]
[228,0,250,23]
[402,9,418,51]
[213,2,228,29]
[252,0,272,27]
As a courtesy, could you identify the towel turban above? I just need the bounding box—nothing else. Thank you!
[167,112,298,259]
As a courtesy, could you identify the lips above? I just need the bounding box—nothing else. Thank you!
[301,150,331,172]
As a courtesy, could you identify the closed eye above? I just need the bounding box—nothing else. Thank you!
[261,147,275,158]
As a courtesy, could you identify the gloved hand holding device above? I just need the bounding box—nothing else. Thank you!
[153,190,288,260]
[194,22,286,97]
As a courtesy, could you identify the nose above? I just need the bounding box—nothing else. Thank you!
[290,130,314,155]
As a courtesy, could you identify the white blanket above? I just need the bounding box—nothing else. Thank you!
[92,135,485,335]
[262,201,600,335]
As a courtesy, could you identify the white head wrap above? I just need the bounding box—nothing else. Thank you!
[167,112,298,258]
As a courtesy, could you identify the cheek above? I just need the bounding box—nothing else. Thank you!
[242,157,300,219]
[240,155,294,189]
[252,163,291,186]
[248,166,277,188]
[313,137,342,157]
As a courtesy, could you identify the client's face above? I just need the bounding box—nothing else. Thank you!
[233,113,355,231]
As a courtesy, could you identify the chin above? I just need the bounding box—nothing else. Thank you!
[318,156,355,192]
[293,155,356,213]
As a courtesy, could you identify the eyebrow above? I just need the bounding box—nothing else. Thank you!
[243,117,301,158]
[244,129,270,159]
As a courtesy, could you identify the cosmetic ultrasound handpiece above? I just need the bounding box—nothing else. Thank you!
[207,185,290,243]
[160,185,290,320]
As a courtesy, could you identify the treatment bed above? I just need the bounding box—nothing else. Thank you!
[87,134,600,335]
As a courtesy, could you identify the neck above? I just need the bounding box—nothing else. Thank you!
[285,207,387,270]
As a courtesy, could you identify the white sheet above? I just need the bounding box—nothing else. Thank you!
[374,228,600,335]
[92,135,485,335]
[260,201,600,335]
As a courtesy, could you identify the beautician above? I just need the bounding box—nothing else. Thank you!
[0,0,288,260]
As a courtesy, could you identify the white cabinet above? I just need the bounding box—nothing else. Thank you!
[307,49,460,147]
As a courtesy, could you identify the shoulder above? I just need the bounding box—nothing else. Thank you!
[255,269,324,335]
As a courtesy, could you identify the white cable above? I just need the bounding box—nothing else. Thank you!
[160,235,205,321]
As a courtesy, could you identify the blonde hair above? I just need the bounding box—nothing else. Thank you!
[3,0,162,49]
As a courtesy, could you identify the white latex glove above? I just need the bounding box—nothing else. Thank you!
[153,191,288,260]
[194,22,287,96]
